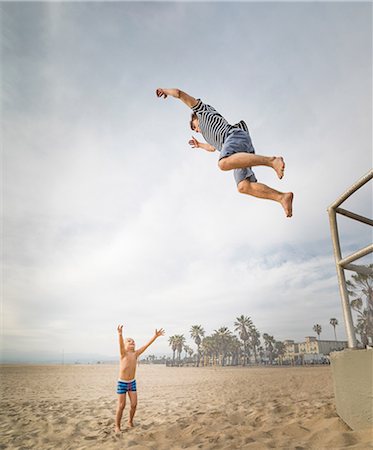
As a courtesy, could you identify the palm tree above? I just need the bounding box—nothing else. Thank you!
[201,336,218,366]
[329,318,339,341]
[348,267,373,346]
[274,341,286,365]
[174,335,186,363]
[258,345,265,363]
[228,335,242,366]
[234,315,252,365]
[249,325,261,364]
[313,324,322,340]
[262,333,275,364]
[213,327,232,366]
[351,299,370,347]
[168,335,178,365]
[183,344,193,360]
[187,346,194,359]
[190,325,205,367]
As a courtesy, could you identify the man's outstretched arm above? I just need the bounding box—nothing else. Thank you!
[156,88,198,109]
[135,328,165,357]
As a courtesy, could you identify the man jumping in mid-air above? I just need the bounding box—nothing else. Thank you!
[156,88,294,217]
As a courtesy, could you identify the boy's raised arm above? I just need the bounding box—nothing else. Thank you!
[117,325,125,358]
[156,88,198,109]
[135,328,165,357]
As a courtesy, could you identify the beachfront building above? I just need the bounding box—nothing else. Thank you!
[283,340,300,363]
[299,336,319,354]
[300,336,348,356]
[283,336,348,364]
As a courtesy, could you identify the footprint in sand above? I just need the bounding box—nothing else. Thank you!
[84,435,97,440]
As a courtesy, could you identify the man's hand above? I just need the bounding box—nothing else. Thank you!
[117,325,123,335]
[155,328,165,338]
[156,88,197,108]
[188,138,216,153]
[189,136,200,148]
[156,88,170,99]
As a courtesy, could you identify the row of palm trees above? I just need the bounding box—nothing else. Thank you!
[168,316,286,367]
[168,267,372,365]
[168,315,346,367]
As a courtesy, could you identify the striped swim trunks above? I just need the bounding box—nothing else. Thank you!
[117,379,137,394]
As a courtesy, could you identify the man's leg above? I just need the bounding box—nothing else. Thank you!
[128,391,137,427]
[115,394,126,433]
[219,153,285,179]
[238,179,293,217]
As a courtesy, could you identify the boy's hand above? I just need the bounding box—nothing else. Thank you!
[117,325,123,335]
[155,328,165,338]
[156,88,168,99]
[188,136,200,148]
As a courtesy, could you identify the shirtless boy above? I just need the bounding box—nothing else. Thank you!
[156,87,293,217]
[115,324,165,433]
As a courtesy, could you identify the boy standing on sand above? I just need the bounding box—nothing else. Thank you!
[156,88,293,217]
[115,325,165,433]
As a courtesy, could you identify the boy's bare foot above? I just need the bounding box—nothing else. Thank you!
[272,157,285,179]
[115,426,121,433]
[128,420,134,427]
[280,192,293,217]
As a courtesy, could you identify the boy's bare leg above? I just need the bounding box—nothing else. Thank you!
[115,394,126,433]
[128,391,138,427]
[238,180,293,217]
[219,154,285,179]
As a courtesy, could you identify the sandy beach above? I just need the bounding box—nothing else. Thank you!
[0,364,371,449]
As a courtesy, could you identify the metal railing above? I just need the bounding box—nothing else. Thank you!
[328,169,373,349]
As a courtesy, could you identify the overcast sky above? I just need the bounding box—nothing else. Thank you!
[2,1,372,362]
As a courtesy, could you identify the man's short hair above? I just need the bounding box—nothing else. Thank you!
[190,112,198,130]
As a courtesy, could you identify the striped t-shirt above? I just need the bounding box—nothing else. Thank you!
[192,99,248,151]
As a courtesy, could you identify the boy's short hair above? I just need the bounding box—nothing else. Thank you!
[190,112,198,130]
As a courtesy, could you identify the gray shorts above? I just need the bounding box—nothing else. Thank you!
[220,128,257,185]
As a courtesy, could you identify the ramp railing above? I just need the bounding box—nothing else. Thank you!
[327,169,373,348]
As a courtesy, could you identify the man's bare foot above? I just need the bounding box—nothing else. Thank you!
[115,426,121,433]
[280,192,293,217]
[272,157,285,179]
[128,420,134,428]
